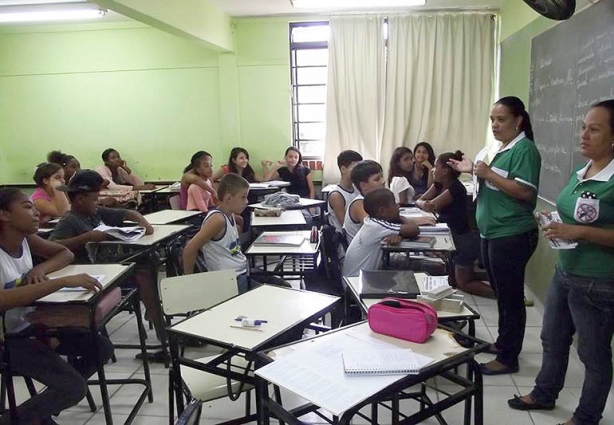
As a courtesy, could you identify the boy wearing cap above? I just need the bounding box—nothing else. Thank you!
[50,170,153,262]
[49,171,165,358]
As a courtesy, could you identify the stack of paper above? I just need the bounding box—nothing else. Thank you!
[421,276,455,300]
[418,223,450,235]
[342,349,433,375]
[95,224,145,242]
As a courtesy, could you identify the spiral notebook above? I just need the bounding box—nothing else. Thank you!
[342,349,433,375]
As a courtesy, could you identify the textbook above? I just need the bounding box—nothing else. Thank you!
[421,276,455,300]
[418,223,450,235]
[358,270,420,299]
[94,224,145,242]
[384,236,436,249]
[253,233,305,246]
[342,349,433,375]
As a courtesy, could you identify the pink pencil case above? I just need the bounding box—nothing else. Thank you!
[367,298,438,343]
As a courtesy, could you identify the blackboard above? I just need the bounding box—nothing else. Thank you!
[529,0,614,204]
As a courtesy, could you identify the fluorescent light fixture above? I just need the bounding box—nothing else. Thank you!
[0,2,106,23]
[0,0,85,5]
[291,0,426,8]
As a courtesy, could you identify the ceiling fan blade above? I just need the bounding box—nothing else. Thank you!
[522,0,576,20]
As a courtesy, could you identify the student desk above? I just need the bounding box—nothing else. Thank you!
[342,273,480,337]
[142,210,204,225]
[250,198,326,224]
[399,206,437,220]
[251,209,307,229]
[36,264,152,425]
[167,284,340,422]
[244,231,320,281]
[247,181,290,202]
[255,321,487,425]
[381,234,456,274]
[88,225,193,365]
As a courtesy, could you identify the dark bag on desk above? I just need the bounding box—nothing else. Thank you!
[367,298,437,343]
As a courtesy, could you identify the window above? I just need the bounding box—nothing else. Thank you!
[290,22,329,159]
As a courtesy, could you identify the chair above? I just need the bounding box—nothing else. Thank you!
[169,195,182,210]
[159,270,255,421]
[175,398,202,425]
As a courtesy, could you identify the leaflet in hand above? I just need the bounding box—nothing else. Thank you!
[95,224,146,242]
[537,212,577,250]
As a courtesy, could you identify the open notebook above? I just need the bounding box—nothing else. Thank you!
[342,349,433,375]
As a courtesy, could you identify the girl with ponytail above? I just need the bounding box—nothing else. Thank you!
[181,151,217,211]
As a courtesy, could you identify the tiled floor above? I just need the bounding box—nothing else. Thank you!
[9,289,614,424]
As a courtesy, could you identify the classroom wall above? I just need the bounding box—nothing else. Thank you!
[0,23,223,183]
[499,0,591,302]
[0,16,323,184]
[230,16,323,181]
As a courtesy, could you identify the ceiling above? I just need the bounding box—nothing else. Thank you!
[209,0,505,17]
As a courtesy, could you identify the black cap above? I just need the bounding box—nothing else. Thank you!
[56,170,104,193]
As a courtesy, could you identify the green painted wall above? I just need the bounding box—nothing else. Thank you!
[95,0,234,52]
[0,24,222,183]
[0,16,324,184]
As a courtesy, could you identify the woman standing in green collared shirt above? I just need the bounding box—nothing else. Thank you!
[509,100,614,425]
[450,96,541,375]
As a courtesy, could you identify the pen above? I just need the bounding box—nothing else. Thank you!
[230,325,264,332]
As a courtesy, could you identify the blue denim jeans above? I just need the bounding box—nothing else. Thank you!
[481,229,538,367]
[531,266,614,425]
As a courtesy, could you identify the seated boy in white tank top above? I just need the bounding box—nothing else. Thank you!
[327,150,363,233]
[183,173,251,293]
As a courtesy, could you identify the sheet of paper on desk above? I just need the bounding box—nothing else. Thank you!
[266,180,290,187]
[58,274,105,292]
[255,332,414,416]
[418,223,450,235]
[399,207,425,217]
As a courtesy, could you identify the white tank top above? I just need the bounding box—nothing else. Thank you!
[342,195,364,245]
[327,184,359,233]
[200,210,247,275]
[0,239,34,334]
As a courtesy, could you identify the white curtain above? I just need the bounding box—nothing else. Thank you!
[323,13,496,183]
[322,15,386,183]
[381,13,496,171]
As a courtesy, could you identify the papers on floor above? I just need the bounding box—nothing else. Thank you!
[421,276,455,300]
[255,328,433,417]
[58,274,105,292]
[95,224,145,242]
